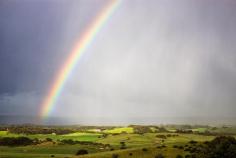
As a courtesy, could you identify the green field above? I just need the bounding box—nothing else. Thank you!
[0,131,102,142]
[103,127,134,134]
[0,125,236,158]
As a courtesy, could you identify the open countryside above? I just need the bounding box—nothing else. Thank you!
[0,125,236,158]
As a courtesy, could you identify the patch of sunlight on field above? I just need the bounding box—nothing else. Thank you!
[103,127,134,134]
[0,131,19,137]
[0,131,8,136]
[28,133,101,142]
[63,132,101,137]
[0,131,102,142]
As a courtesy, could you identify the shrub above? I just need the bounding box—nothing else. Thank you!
[46,138,53,142]
[156,135,167,139]
[176,154,183,158]
[155,153,165,158]
[61,139,75,145]
[120,141,126,149]
[142,148,148,151]
[189,140,197,145]
[161,145,166,148]
[76,149,88,155]
[0,137,34,146]
[112,154,119,158]
[120,145,126,149]
[120,141,125,145]
[190,147,197,153]
[197,136,236,158]
[131,125,153,134]
[191,154,196,158]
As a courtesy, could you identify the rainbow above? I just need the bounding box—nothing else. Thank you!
[40,0,120,118]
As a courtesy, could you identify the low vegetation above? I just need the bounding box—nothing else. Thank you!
[0,125,235,158]
[0,136,34,146]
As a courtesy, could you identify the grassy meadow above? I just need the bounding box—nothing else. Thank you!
[0,125,236,158]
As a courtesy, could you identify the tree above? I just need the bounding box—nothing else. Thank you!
[46,138,52,142]
[76,149,88,155]
[112,154,119,158]
[0,137,34,146]
[205,136,236,158]
[176,154,183,158]
[155,153,165,158]
[190,136,236,158]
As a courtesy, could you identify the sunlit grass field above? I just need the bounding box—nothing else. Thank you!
[0,126,236,158]
[103,127,134,134]
[0,131,102,142]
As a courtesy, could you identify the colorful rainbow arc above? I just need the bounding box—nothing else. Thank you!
[40,0,120,118]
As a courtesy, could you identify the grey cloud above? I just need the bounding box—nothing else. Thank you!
[1,0,236,124]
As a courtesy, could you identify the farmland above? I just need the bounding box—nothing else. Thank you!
[0,125,236,158]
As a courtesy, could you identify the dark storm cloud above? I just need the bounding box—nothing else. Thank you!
[0,0,236,124]
[0,0,105,94]
[0,0,106,115]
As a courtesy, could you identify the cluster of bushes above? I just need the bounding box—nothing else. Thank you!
[0,137,35,146]
[112,153,119,158]
[166,134,178,137]
[120,141,126,149]
[98,133,108,138]
[76,149,88,155]
[195,136,236,158]
[156,134,178,139]
[155,153,165,158]
[59,139,106,146]
[177,136,236,158]
[156,145,166,149]
[155,153,183,158]
[156,134,167,139]
[128,125,168,134]
[176,155,183,158]
[176,129,193,134]
[173,145,184,149]
[157,127,168,133]
[7,126,74,135]
[167,136,235,158]
[0,127,8,131]
[72,126,116,133]
[188,140,198,145]
[129,125,153,134]
[110,151,181,158]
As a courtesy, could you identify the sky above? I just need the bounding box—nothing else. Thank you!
[0,0,236,125]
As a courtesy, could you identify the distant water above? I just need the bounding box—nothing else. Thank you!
[0,115,235,125]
